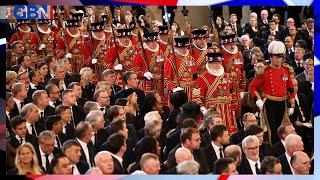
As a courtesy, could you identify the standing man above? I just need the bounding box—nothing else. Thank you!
[190,29,208,76]
[164,36,197,99]
[220,34,246,121]
[193,52,237,133]
[249,41,295,144]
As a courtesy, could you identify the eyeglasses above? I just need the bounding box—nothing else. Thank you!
[246,146,259,151]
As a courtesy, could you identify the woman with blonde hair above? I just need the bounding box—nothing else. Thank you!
[7,143,43,175]
[79,67,96,100]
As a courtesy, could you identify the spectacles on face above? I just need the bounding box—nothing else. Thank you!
[246,146,259,151]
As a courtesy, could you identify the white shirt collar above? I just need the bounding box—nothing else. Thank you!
[26,121,33,134]
[72,164,80,175]
[49,100,55,108]
[211,141,223,158]
[15,135,25,142]
[30,82,37,89]
[285,152,295,173]
[111,153,123,166]
[247,157,260,175]
[13,97,22,111]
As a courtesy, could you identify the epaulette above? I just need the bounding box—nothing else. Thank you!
[282,63,295,76]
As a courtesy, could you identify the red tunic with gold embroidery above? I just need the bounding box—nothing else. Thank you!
[193,71,237,133]
[36,30,55,56]
[159,41,171,59]
[191,46,207,76]
[221,46,246,117]
[89,36,110,81]
[132,46,164,93]
[9,31,39,53]
[105,43,137,71]
[249,64,295,99]
[55,29,91,73]
[164,53,197,99]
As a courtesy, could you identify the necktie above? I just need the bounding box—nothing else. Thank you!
[56,136,62,148]
[20,101,24,110]
[255,163,261,174]
[20,138,24,145]
[94,132,98,145]
[100,108,105,113]
[71,165,74,174]
[40,112,44,119]
[219,148,224,159]
[297,62,301,68]
[31,124,37,136]
[45,155,51,172]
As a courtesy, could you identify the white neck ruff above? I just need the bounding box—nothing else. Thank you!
[193,42,207,51]
[206,63,224,76]
[174,48,189,57]
[117,39,132,48]
[143,42,159,52]
[92,32,105,41]
[66,28,80,38]
[222,44,238,55]
[37,26,51,34]
[104,27,112,33]
[18,26,31,33]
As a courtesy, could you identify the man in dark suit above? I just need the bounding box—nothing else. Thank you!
[45,83,62,110]
[69,82,87,109]
[290,78,313,156]
[6,116,38,170]
[230,112,257,145]
[166,147,194,174]
[278,134,304,174]
[35,131,62,174]
[262,19,286,43]
[287,47,305,75]
[27,70,43,103]
[245,124,272,159]
[94,89,110,115]
[63,139,89,175]
[260,156,282,174]
[166,128,209,174]
[214,157,239,175]
[204,125,230,172]
[105,133,127,174]
[33,90,52,125]
[102,69,122,105]
[229,13,242,37]
[46,115,66,150]
[21,103,46,136]
[62,89,85,128]
[237,135,263,175]
[75,122,96,168]
[11,82,28,118]
[290,151,311,175]
[224,144,242,168]
[296,58,313,83]
[85,110,109,151]
[271,123,296,158]
[258,9,270,31]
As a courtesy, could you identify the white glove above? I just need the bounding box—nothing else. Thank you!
[114,64,123,71]
[256,99,264,110]
[143,71,153,80]
[91,58,97,64]
[39,44,46,50]
[65,53,72,59]
[200,106,207,115]
[288,108,294,116]
[240,91,245,99]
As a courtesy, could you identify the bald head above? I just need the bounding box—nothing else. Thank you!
[291,151,311,174]
[175,147,194,164]
[224,145,242,166]
[285,134,304,156]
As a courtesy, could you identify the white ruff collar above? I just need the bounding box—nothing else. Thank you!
[206,63,224,76]
[174,49,189,57]
[222,45,238,55]
[18,26,31,33]
[117,39,132,48]
[143,42,159,52]
[66,28,80,38]
[92,32,105,41]
[37,26,51,34]
[193,42,207,51]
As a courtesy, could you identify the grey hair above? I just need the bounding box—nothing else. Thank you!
[85,110,104,127]
[20,103,35,117]
[242,135,259,148]
[176,160,200,175]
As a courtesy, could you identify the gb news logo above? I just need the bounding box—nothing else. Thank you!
[12,5,51,19]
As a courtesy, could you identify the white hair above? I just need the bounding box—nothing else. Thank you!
[85,167,103,175]
[242,135,259,148]
[85,110,104,127]
[268,41,286,55]
[285,134,302,149]
[144,111,161,125]
[176,160,200,175]
[94,151,112,164]
[240,34,250,42]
